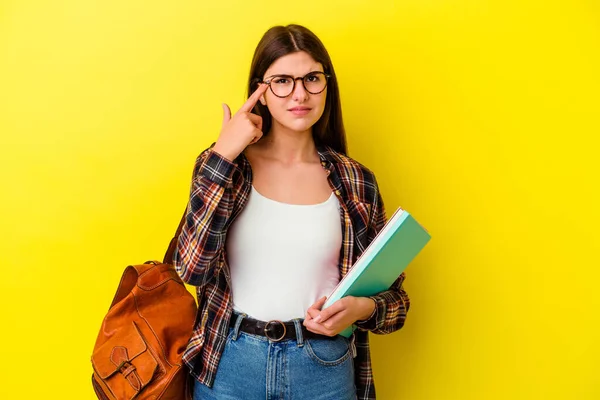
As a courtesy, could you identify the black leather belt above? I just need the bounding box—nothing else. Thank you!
[230,314,335,342]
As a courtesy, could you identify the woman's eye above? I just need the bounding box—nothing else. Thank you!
[306,74,320,82]
[274,78,290,84]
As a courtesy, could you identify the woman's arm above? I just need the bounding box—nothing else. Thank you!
[173,147,238,287]
[303,180,411,336]
[174,86,267,287]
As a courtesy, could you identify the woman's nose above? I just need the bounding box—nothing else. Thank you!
[292,79,309,102]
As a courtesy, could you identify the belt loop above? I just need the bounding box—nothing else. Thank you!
[232,312,245,341]
[293,319,304,347]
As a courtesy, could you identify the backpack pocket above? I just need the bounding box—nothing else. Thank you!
[91,321,159,399]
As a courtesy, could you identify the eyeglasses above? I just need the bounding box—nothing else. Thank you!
[260,71,331,98]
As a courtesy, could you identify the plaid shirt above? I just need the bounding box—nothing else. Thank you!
[174,144,410,400]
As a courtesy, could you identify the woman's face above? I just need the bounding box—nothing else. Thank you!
[260,51,327,135]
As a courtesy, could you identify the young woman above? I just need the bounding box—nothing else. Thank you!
[174,24,410,400]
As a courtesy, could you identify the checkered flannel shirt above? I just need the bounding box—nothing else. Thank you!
[174,144,410,399]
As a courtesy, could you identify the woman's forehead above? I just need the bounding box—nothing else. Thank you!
[264,51,323,77]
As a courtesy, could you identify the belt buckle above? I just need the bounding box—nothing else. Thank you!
[264,320,286,342]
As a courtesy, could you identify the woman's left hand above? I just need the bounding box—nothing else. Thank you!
[303,296,375,337]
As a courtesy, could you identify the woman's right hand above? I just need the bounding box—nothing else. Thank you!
[212,83,269,161]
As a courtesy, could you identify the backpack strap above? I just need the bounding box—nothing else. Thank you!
[162,206,188,265]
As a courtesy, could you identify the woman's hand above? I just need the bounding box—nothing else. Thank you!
[212,83,269,161]
[303,296,376,337]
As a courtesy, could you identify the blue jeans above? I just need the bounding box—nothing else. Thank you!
[193,313,357,400]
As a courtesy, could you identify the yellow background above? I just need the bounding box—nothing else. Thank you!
[1,0,599,398]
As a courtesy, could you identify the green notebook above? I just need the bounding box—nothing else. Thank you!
[323,208,431,337]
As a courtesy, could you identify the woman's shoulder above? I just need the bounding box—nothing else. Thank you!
[318,145,378,183]
[318,145,381,204]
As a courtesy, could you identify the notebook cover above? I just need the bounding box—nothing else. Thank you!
[323,209,431,337]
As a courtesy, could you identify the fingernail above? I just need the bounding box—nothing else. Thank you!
[313,316,322,323]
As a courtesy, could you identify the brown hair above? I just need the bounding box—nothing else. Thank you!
[247,24,348,155]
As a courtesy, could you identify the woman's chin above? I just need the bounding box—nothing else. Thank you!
[279,118,318,134]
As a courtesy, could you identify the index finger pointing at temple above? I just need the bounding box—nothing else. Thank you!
[238,83,268,113]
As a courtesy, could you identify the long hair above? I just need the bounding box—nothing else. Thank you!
[247,24,348,155]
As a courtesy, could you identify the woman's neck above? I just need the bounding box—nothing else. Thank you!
[258,123,318,164]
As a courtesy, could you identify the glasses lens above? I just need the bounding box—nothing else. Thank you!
[304,72,327,94]
[269,76,294,97]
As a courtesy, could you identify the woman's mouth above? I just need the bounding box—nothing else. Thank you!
[288,107,311,116]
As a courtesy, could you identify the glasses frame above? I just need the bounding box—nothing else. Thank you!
[260,71,331,98]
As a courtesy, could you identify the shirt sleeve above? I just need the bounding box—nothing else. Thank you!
[173,147,238,287]
[354,184,411,334]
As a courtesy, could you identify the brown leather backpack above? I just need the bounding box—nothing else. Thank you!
[91,213,197,399]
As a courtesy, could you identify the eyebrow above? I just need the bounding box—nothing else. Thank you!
[264,70,324,79]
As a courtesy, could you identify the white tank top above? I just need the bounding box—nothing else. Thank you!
[225,186,342,321]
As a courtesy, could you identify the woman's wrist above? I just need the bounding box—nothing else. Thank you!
[355,296,376,322]
[211,142,238,162]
